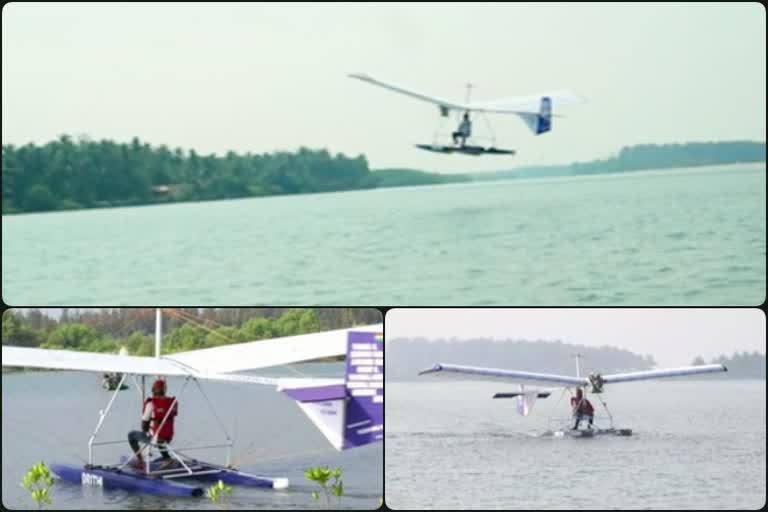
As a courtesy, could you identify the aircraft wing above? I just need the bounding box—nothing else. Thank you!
[600,364,727,384]
[466,90,586,115]
[349,73,585,113]
[1,324,382,380]
[1,346,190,376]
[418,363,587,387]
[349,73,584,135]
[349,73,467,111]
[168,324,383,373]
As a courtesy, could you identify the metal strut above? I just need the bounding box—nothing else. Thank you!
[594,392,614,428]
[88,372,128,466]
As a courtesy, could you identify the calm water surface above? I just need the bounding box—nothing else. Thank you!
[2,164,764,305]
[385,380,766,509]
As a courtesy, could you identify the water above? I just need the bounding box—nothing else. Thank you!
[384,380,766,510]
[1,365,382,510]
[2,164,765,305]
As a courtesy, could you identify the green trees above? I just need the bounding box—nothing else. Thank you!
[2,311,42,347]
[2,136,374,214]
[570,141,766,175]
[125,331,154,356]
[162,324,208,353]
[692,351,766,379]
[42,323,117,353]
[1,308,375,356]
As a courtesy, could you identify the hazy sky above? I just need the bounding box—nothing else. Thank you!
[2,2,765,172]
[385,308,766,367]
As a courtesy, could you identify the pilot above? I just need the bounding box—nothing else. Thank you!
[570,388,594,430]
[127,378,178,471]
[452,112,472,147]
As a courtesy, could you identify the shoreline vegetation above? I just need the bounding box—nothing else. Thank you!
[2,137,764,214]
[1,308,381,366]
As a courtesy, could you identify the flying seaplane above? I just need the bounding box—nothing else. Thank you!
[2,309,383,498]
[348,73,585,155]
[419,354,727,438]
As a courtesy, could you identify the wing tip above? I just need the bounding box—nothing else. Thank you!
[418,363,442,376]
[348,72,371,81]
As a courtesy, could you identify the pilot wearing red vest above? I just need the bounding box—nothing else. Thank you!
[127,378,178,471]
[570,388,594,430]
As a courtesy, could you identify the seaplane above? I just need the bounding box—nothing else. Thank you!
[348,73,585,156]
[418,354,727,438]
[2,309,383,498]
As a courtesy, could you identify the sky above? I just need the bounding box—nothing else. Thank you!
[2,2,765,173]
[385,308,766,367]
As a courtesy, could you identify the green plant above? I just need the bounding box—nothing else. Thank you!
[304,465,343,509]
[21,462,54,509]
[206,479,233,509]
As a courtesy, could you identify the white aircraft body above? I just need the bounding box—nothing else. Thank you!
[349,73,585,155]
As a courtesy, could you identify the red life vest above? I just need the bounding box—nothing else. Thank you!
[571,396,594,414]
[144,396,178,441]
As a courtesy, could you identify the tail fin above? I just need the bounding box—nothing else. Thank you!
[280,330,383,450]
[342,331,384,448]
[516,384,536,416]
[521,96,552,135]
[492,384,550,416]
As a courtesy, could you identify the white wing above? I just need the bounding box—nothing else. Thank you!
[601,364,727,384]
[418,363,587,388]
[349,73,466,111]
[1,323,382,386]
[1,345,188,376]
[0,345,340,388]
[349,73,584,113]
[168,324,383,374]
[467,90,586,115]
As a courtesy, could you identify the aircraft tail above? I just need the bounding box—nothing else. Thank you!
[520,96,552,135]
[342,331,384,448]
[492,384,550,416]
[280,330,383,450]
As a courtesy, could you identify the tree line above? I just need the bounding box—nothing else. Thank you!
[570,141,766,175]
[473,140,766,181]
[691,351,766,379]
[2,136,378,214]
[2,308,381,357]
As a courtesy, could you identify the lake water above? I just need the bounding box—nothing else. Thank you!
[1,365,382,510]
[384,380,766,510]
[2,164,764,305]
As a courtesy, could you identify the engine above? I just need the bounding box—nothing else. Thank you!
[588,372,605,393]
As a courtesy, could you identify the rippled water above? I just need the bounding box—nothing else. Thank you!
[384,380,765,509]
[2,164,764,305]
[1,365,382,510]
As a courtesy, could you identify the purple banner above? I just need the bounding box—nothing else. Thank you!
[343,330,384,449]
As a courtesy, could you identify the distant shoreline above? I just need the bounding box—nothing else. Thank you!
[472,159,766,182]
[3,138,764,215]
